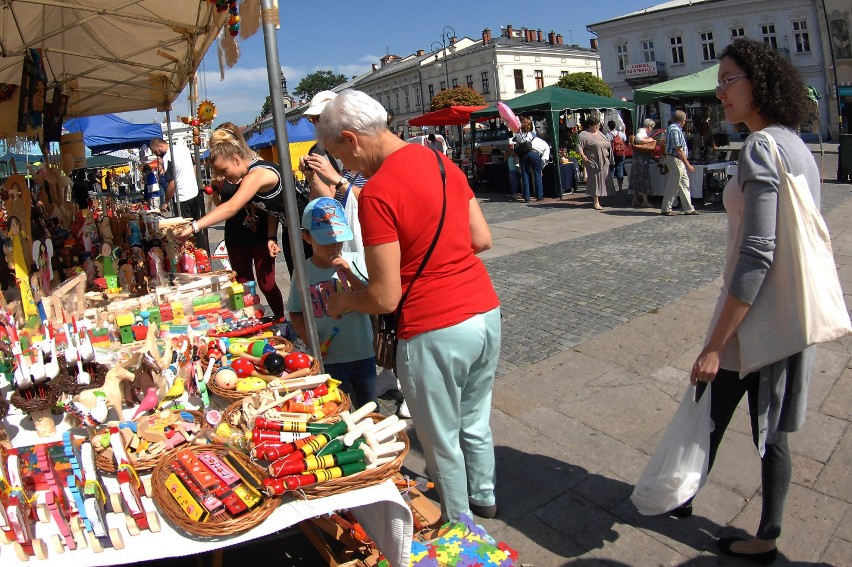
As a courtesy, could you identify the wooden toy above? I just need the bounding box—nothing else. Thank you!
[107,426,160,535]
[79,440,125,551]
[35,445,82,553]
[3,449,48,560]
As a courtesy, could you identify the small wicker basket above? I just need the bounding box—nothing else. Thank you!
[297,413,409,500]
[220,389,351,437]
[199,336,293,374]
[207,352,321,402]
[150,444,278,537]
[93,409,206,473]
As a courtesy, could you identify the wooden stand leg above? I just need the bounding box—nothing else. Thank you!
[299,520,342,567]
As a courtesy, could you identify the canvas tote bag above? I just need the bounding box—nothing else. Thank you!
[737,131,851,375]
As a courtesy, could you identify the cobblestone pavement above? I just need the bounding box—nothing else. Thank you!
[483,181,848,377]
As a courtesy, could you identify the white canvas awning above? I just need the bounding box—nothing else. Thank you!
[0,0,227,135]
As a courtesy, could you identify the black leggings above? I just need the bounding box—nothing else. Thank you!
[698,369,791,540]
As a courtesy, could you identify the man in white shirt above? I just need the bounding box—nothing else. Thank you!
[149,138,208,251]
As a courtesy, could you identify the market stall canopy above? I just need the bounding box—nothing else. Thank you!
[633,65,719,106]
[64,114,163,153]
[0,151,44,176]
[409,105,487,126]
[0,1,227,136]
[247,118,315,150]
[471,86,632,120]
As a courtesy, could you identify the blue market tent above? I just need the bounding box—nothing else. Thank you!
[247,118,315,150]
[64,114,163,153]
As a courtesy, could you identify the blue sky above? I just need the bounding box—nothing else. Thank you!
[120,0,656,128]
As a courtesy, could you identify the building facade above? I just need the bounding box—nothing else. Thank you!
[360,26,601,139]
[589,0,837,138]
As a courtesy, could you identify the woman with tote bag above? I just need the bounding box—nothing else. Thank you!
[684,39,851,564]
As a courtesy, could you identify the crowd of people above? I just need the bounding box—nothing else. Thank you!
[161,38,839,564]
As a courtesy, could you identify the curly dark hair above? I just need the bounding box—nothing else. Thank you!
[719,39,808,128]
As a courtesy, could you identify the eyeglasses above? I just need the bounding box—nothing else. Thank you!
[715,74,747,93]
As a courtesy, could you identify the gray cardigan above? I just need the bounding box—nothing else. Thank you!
[724,125,820,454]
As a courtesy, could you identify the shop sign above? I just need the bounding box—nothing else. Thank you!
[626,62,659,79]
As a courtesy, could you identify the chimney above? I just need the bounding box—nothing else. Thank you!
[372,63,378,71]
[506,24,513,38]
[537,29,543,42]
[590,38,598,50]
[556,34,564,45]
[417,49,424,56]
[482,28,492,44]
[548,31,557,45]
[449,36,457,45]
[525,29,534,42]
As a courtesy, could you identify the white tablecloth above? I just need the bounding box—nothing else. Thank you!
[1,401,412,567]
[649,161,733,198]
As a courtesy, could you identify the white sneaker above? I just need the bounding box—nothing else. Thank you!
[397,399,411,419]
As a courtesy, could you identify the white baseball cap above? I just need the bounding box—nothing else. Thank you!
[304,91,337,116]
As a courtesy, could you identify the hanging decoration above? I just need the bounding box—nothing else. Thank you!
[180,100,217,146]
[204,0,240,36]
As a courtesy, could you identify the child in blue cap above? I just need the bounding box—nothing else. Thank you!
[286,197,376,408]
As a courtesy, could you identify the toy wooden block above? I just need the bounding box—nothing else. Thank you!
[147,306,162,326]
[115,313,136,344]
[131,325,148,342]
[227,283,245,310]
[171,302,185,324]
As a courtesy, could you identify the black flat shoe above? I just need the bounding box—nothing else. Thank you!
[669,503,693,518]
[469,502,497,519]
[717,537,778,565]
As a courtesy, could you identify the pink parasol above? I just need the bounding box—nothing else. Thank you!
[497,102,520,132]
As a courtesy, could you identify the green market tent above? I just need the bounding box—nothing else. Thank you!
[471,86,632,195]
[633,65,720,106]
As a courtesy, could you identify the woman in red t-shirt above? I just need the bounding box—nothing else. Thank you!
[321,90,502,523]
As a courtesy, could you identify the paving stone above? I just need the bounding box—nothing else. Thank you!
[836,506,852,541]
[821,366,852,421]
[790,410,848,463]
[485,514,588,566]
[521,408,651,485]
[729,482,849,563]
[791,452,825,489]
[821,537,852,566]
[814,423,852,504]
[585,518,691,565]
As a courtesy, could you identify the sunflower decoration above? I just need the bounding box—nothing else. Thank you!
[197,100,217,125]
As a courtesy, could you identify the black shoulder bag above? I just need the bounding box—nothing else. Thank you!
[374,148,447,370]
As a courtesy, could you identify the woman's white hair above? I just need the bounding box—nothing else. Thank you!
[316,89,388,145]
[642,118,657,129]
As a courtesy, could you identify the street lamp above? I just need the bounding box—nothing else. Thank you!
[430,25,456,92]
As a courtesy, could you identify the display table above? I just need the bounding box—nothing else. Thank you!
[1,392,413,567]
[649,161,733,198]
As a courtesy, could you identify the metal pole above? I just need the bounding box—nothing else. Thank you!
[163,108,180,214]
[188,76,209,254]
[260,0,322,366]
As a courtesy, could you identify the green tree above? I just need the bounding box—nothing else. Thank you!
[293,70,348,101]
[259,95,271,119]
[555,73,613,98]
[429,86,486,111]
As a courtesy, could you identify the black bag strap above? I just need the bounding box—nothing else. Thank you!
[395,148,447,319]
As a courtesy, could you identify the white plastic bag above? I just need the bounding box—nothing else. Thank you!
[631,384,713,516]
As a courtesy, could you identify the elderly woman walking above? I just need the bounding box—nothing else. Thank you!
[576,114,615,210]
[629,118,656,208]
[319,89,502,523]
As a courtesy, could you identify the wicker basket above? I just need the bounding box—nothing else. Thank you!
[207,352,320,402]
[150,444,278,537]
[297,413,409,499]
[220,389,351,436]
[93,409,206,473]
[199,336,293,373]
